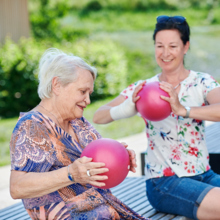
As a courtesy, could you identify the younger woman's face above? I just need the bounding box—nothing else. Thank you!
[155,29,189,73]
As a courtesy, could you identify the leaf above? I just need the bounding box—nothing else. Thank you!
[178,131,185,137]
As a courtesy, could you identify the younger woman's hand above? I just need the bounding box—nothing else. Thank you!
[159,81,186,116]
[132,81,146,103]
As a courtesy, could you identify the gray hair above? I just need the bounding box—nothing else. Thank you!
[37,48,97,99]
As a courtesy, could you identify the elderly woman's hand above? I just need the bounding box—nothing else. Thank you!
[69,157,109,188]
[121,142,137,173]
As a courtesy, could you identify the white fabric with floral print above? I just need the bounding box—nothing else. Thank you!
[120,70,220,180]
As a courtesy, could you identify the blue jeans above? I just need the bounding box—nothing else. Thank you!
[146,169,220,220]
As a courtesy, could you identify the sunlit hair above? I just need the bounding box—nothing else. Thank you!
[37,48,97,99]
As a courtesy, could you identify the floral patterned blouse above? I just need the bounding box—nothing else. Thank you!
[10,111,148,220]
[121,70,220,180]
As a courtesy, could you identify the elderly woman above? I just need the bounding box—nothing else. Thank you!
[9,48,148,220]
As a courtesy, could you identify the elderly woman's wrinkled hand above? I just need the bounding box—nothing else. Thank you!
[70,156,109,188]
[121,142,137,173]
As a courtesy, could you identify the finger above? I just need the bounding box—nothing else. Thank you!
[160,82,177,93]
[133,82,145,96]
[85,161,106,169]
[160,81,172,88]
[133,96,141,103]
[91,174,108,181]
[121,142,128,148]
[89,167,109,176]
[89,180,106,188]
[130,166,136,173]
[134,83,144,94]
[133,81,147,102]
[160,95,170,102]
[140,80,146,86]
[79,156,93,163]
[130,158,137,168]
[160,84,173,93]
[128,150,137,171]
[87,174,109,187]
[128,149,136,159]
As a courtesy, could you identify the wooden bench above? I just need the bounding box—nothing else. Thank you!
[2,122,219,220]
[205,122,220,174]
[0,176,189,220]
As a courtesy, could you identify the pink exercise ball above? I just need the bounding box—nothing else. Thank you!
[136,81,171,121]
[81,138,130,189]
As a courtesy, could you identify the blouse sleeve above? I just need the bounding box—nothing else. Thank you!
[10,116,55,173]
[201,73,220,101]
[120,80,144,99]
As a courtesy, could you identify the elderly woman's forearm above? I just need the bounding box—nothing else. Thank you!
[10,168,70,199]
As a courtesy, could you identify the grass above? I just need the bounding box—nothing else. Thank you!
[0,118,18,166]
[61,8,220,33]
[84,98,145,138]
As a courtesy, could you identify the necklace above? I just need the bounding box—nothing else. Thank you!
[159,75,182,90]
[38,104,66,131]
[174,83,181,90]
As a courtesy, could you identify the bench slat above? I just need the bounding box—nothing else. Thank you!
[159,214,176,220]
[137,204,154,216]
[0,177,187,219]
[0,203,24,217]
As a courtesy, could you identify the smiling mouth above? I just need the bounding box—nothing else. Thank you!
[78,105,86,110]
[162,59,172,62]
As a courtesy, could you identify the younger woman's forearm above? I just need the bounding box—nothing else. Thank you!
[188,104,220,121]
[93,106,113,124]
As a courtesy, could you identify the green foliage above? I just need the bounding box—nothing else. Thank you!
[0,38,127,118]
[28,0,220,42]
[72,39,127,100]
[29,0,80,41]
[81,0,103,14]
[65,0,220,11]
[125,50,157,84]
[0,38,42,118]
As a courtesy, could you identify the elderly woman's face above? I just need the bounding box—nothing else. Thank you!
[57,68,94,120]
[155,29,189,73]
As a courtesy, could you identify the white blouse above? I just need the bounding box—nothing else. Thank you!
[120,70,220,179]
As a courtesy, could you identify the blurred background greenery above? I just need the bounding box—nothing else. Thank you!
[0,0,220,166]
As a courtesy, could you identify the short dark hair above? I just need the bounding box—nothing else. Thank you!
[153,17,190,45]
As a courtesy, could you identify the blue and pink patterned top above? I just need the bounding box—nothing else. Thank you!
[120,70,220,180]
[10,111,148,220]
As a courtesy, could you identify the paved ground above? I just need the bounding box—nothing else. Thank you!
[0,121,214,210]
